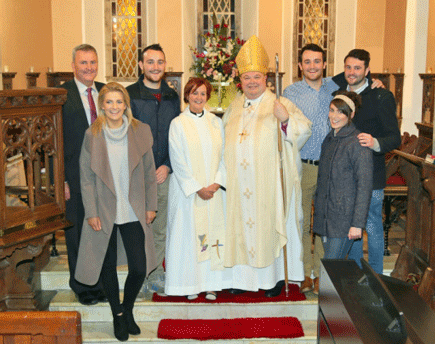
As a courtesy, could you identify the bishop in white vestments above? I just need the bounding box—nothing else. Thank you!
[223,35,312,296]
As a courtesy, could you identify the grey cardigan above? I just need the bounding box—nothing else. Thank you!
[313,123,373,238]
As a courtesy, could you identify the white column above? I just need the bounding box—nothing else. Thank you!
[241,0,259,38]
[147,0,158,44]
[401,0,429,135]
[334,0,357,75]
[0,43,3,90]
[82,0,105,84]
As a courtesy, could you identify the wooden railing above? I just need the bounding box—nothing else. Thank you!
[0,311,82,343]
[1,88,71,310]
[391,151,435,309]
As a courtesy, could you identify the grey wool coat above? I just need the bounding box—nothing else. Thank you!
[313,123,373,238]
[75,120,158,286]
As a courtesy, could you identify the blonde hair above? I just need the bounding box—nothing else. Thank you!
[91,82,139,136]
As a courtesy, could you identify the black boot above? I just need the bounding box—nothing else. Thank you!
[113,314,129,341]
[228,288,246,295]
[124,308,141,335]
[264,280,285,297]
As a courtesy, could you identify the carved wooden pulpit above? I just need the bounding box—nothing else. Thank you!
[0,88,71,310]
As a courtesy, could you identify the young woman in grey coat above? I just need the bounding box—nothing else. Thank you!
[76,82,157,341]
[313,91,373,260]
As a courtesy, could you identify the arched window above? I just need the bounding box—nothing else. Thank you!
[105,0,146,82]
[293,0,336,81]
[198,0,241,42]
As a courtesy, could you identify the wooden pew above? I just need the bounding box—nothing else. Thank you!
[391,151,435,309]
[383,134,416,255]
[0,311,82,343]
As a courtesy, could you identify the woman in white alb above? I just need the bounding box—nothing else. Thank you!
[165,77,231,300]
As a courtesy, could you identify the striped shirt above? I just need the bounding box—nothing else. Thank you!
[283,77,339,161]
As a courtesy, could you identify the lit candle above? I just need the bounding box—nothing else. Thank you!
[48,67,52,73]
[30,66,34,73]
[3,65,9,72]
[168,67,173,72]
[397,67,401,73]
[429,67,433,74]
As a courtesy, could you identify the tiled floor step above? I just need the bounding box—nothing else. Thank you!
[49,290,319,323]
[43,226,405,344]
[80,320,317,344]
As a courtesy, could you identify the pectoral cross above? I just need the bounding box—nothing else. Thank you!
[239,130,249,143]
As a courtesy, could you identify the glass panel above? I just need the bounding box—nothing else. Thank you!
[203,0,237,37]
[109,0,144,79]
[296,0,332,76]
[204,14,208,31]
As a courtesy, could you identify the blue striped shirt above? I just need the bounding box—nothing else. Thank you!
[283,77,339,161]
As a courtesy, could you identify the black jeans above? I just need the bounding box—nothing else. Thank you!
[100,221,147,316]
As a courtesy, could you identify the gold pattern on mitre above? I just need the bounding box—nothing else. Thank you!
[236,35,269,75]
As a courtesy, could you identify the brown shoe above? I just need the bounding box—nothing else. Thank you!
[313,277,319,295]
[300,276,314,293]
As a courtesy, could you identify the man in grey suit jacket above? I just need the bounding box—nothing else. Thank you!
[60,44,106,305]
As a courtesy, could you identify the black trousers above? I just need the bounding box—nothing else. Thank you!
[64,192,102,294]
[100,221,147,316]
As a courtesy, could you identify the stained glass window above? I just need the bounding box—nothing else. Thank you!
[106,0,145,81]
[293,0,336,80]
[199,0,240,40]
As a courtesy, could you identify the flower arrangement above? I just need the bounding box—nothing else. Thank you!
[190,15,245,87]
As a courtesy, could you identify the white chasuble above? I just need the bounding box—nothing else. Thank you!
[223,89,312,290]
[165,108,232,296]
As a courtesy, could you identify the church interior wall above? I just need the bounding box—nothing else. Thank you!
[355,0,387,73]
[241,0,259,44]
[333,0,357,74]
[281,0,295,87]
[258,0,282,73]
[83,0,105,84]
[427,0,435,72]
[182,0,197,98]
[147,0,158,45]
[0,0,54,89]
[51,0,82,74]
[0,0,434,133]
[383,0,406,73]
[157,0,183,74]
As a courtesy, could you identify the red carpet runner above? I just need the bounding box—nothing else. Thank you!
[157,316,304,340]
[152,283,306,303]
